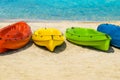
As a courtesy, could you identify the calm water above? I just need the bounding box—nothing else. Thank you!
[0,0,120,21]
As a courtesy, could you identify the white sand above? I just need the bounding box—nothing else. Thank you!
[0,21,120,80]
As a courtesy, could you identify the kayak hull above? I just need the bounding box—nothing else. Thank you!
[32,28,64,51]
[0,21,32,53]
[66,27,111,51]
[97,24,120,48]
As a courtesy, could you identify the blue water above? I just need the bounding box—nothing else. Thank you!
[0,0,120,21]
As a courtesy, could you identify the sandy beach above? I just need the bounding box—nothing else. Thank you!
[0,21,120,80]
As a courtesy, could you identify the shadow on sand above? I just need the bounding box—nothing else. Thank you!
[0,39,33,56]
[67,40,114,53]
[34,42,67,54]
[53,42,67,53]
[81,46,114,53]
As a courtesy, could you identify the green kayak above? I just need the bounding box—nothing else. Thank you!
[65,27,111,51]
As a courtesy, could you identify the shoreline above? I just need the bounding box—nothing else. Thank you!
[0,19,120,23]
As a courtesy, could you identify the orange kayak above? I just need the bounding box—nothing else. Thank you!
[0,21,32,53]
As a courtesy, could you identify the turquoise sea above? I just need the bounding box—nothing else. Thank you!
[0,0,120,21]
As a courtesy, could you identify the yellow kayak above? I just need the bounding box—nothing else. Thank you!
[32,28,64,51]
